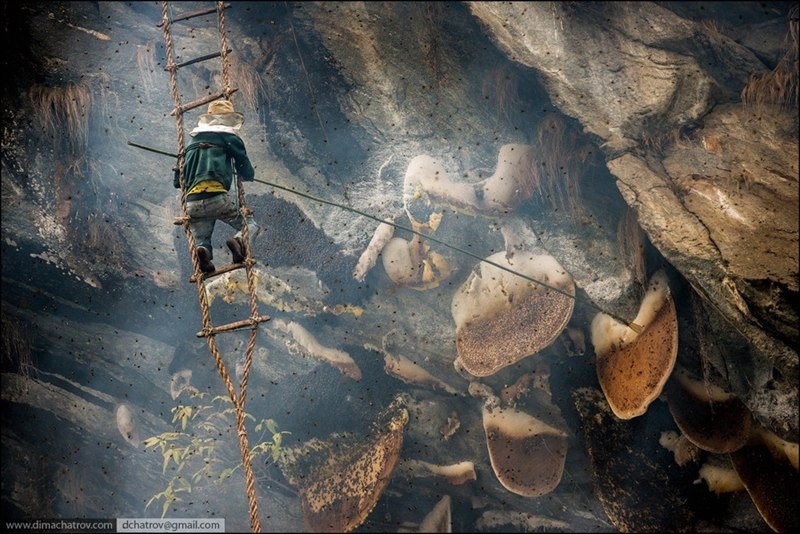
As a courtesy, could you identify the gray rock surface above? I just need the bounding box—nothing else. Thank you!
[2,2,796,532]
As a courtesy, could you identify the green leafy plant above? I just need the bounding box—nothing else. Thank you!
[143,390,289,518]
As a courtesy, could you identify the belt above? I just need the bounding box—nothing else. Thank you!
[186,191,224,201]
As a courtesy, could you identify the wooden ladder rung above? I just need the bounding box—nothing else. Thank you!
[189,259,254,283]
[170,88,239,117]
[167,48,232,71]
[158,3,231,28]
[196,314,271,337]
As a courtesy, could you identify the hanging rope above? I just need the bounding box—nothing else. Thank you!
[214,4,263,531]
[126,134,643,334]
[250,176,644,333]
[161,2,262,531]
[217,2,233,97]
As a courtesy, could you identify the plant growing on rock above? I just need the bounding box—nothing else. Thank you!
[143,390,288,519]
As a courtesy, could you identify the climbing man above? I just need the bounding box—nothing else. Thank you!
[176,98,260,273]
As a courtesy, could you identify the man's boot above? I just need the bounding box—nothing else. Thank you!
[196,246,215,273]
[226,237,246,264]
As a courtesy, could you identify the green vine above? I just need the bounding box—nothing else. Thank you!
[143,389,289,518]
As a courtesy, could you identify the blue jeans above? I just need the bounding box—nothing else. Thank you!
[185,191,260,259]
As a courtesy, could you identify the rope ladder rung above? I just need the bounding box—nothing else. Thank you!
[188,259,255,282]
[170,88,239,117]
[166,48,233,71]
[157,2,231,27]
[196,315,272,337]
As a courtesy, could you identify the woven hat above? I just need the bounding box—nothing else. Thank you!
[207,99,235,114]
[195,99,244,131]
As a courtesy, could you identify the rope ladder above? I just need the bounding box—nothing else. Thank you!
[160,2,267,531]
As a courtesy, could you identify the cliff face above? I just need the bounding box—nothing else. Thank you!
[2,2,797,532]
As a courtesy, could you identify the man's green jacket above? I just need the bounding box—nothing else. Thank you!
[175,131,255,191]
